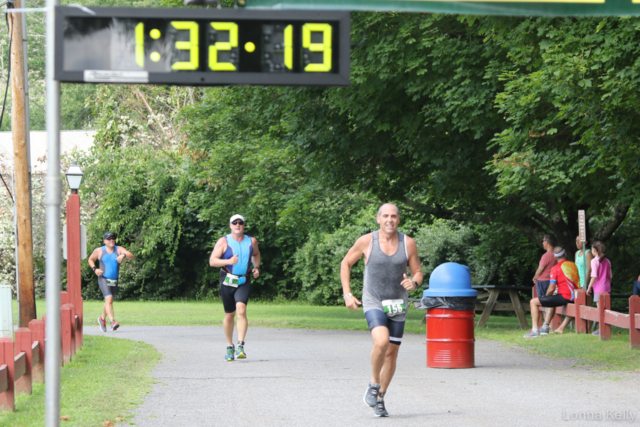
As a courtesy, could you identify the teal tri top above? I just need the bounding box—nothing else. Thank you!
[574,249,591,288]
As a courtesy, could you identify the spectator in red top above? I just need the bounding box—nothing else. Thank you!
[524,246,578,338]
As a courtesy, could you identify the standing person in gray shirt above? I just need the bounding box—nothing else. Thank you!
[340,203,423,417]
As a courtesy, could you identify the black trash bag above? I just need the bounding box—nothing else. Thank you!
[420,296,477,311]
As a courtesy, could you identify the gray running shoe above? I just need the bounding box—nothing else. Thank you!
[97,317,107,332]
[363,383,380,407]
[374,398,388,417]
[523,329,540,339]
[539,325,550,335]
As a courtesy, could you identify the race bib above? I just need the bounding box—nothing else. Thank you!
[106,279,118,287]
[223,274,239,288]
[382,299,406,317]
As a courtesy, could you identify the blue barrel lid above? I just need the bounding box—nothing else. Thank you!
[423,262,477,297]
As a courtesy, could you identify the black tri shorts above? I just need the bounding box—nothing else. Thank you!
[365,309,405,345]
[539,294,571,308]
[219,270,251,313]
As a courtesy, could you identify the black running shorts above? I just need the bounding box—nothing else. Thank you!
[219,270,251,313]
[98,277,118,298]
[365,309,405,345]
[539,294,571,308]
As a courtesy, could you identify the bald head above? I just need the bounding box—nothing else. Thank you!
[377,203,400,217]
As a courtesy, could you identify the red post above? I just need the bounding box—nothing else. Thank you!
[61,306,72,365]
[28,319,45,382]
[599,292,611,341]
[62,304,77,357]
[66,193,83,351]
[14,328,32,395]
[629,296,640,350]
[60,291,69,306]
[575,290,587,333]
[76,297,83,351]
[0,338,15,411]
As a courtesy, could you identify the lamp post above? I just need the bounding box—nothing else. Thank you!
[64,162,84,349]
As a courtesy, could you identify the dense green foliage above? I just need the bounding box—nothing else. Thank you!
[6,7,640,300]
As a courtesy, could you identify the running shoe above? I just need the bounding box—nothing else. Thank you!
[592,330,600,336]
[523,329,540,338]
[236,345,246,359]
[110,321,120,331]
[225,345,235,361]
[374,398,388,417]
[363,383,380,407]
[97,317,107,333]
[539,325,550,335]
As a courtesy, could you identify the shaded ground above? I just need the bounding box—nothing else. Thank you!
[86,327,639,427]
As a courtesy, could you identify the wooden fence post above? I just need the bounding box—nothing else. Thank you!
[62,304,77,357]
[61,306,72,365]
[76,297,83,351]
[14,328,32,395]
[60,291,69,306]
[629,295,640,350]
[28,319,44,382]
[575,290,587,333]
[599,292,611,341]
[0,338,15,411]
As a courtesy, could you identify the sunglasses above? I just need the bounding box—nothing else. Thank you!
[231,220,245,226]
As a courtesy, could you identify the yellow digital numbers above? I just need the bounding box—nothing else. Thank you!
[135,22,145,67]
[284,25,293,71]
[171,21,199,71]
[209,22,239,71]
[302,23,332,72]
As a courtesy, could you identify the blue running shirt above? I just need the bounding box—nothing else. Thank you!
[100,246,120,280]
[222,235,253,285]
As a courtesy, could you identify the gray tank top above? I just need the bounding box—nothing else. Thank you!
[362,231,409,321]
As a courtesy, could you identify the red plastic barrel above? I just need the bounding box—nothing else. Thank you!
[426,308,475,368]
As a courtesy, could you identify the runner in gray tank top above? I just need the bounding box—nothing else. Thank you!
[340,203,423,417]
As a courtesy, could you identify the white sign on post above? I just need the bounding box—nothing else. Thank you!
[578,210,586,243]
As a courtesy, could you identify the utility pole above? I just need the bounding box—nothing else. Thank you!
[9,0,36,327]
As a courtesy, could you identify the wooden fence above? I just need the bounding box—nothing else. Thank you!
[0,291,82,412]
[545,289,640,349]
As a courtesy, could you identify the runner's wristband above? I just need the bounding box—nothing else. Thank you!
[92,266,97,271]
[343,293,352,300]
[413,281,419,289]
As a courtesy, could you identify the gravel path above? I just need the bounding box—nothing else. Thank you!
[86,326,639,427]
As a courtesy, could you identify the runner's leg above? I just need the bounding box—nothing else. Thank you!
[236,302,248,342]
[379,344,399,393]
[370,326,390,384]
[223,312,235,346]
[104,295,115,322]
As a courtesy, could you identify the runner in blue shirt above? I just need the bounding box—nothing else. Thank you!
[209,214,261,361]
[88,232,134,332]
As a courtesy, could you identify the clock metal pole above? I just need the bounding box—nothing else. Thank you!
[45,0,62,425]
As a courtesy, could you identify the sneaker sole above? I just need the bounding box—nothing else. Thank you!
[111,325,120,331]
[375,414,389,417]
[236,354,246,359]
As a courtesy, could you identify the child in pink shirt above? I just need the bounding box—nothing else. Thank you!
[586,241,612,336]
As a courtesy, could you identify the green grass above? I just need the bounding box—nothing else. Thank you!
[0,335,160,427]
[12,299,640,374]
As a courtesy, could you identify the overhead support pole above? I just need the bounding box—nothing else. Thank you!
[45,0,62,426]
[10,0,36,328]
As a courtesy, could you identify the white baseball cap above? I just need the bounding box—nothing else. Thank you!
[230,214,245,223]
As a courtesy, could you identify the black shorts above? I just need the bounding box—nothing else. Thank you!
[365,309,405,345]
[539,294,571,308]
[98,277,118,298]
[219,270,251,313]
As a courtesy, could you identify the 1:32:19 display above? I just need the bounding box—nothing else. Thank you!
[133,20,334,73]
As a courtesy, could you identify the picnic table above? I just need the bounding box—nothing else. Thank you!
[411,284,532,329]
[474,285,531,329]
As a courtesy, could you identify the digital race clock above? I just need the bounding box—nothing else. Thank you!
[54,7,350,86]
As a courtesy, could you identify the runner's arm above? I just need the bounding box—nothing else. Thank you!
[116,246,134,263]
[340,235,370,310]
[88,248,103,276]
[251,238,261,278]
[209,237,234,267]
[401,236,423,290]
